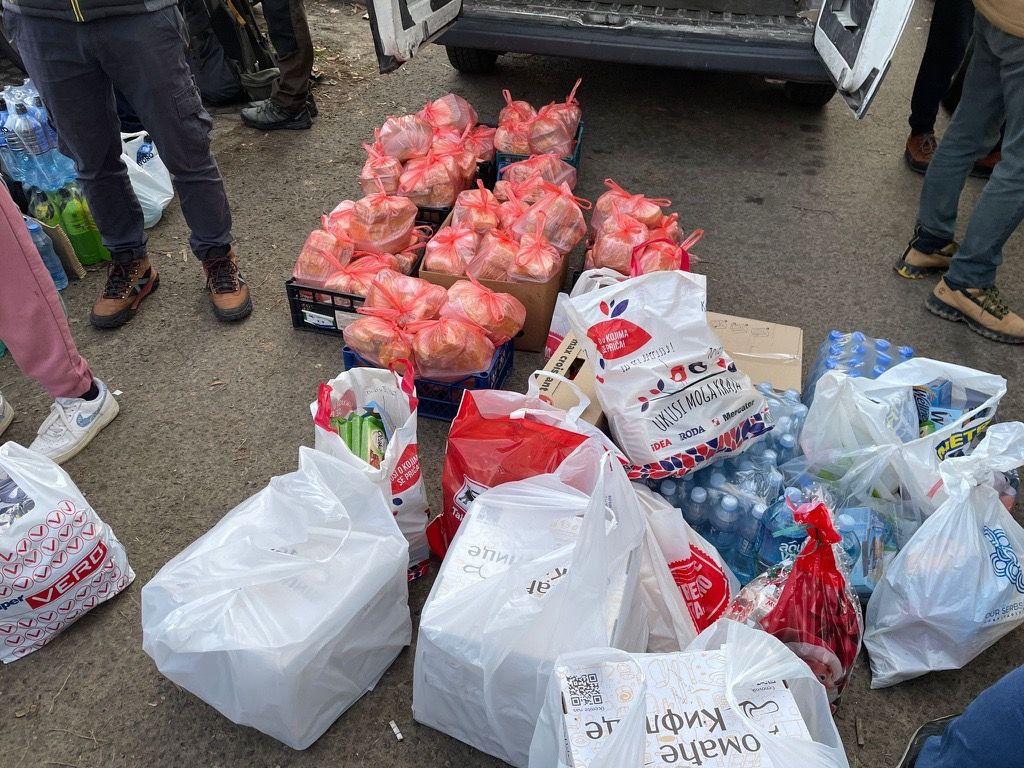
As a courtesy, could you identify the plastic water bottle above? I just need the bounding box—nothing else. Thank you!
[659,478,678,507]
[706,471,728,506]
[3,104,27,182]
[33,96,58,149]
[775,433,798,465]
[136,134,155,166]
[9,101,65,191]
[25,217,66,290]
[837,513,861,573]
[752,449,783,500]
[683,486,710,530]
[756,382,773,396]
[58,183,109,265]
[705,495,741,555]
[730,502,767,585]
[756,487,806,570]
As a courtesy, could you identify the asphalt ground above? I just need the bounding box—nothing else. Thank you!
[2,3,1023,767]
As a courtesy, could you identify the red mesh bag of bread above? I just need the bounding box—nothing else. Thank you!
[407,317,496,381]
[591,178,671,234]
[343,311,416,368]
[418,93,478,133]
[423,226,479,275]
[494,119,531,155]
[630,231,702,275]
[468,228,518,280]
[511,181,589,255]
[323,253,401,296]
[365,268,448,324]
[500,154,577,189]
[359,130,404,195]
[350,185,418,254]
[440,275,526,345]
[499,88,536,125]
[452,180,501,234]
[507,215,562,283]
[292,229,351,288]
[378,114,432,161]
[586,207,650,274]
[398,152,462,208]
[468,124,496,163]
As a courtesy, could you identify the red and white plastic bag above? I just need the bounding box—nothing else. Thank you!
[565,270,771,480]
[544,266,625,360]
[0,442,135,663]
[311,364,430,579]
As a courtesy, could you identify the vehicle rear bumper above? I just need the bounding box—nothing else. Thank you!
[437,16,829,82]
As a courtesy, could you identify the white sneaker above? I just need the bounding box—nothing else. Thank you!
[0,392,12,437]
[29,379,119,464]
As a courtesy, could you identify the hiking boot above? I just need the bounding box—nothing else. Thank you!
[894,715,956,768]
[28,378,119,465]
[90,257,159,329]
[246,93,317,117]
[0,391,13,438]
[971,147,1001,178]
[927,279,1024,344]
[240,99,313,130]
[203,249,252,322]
[905,132,938,174]
[894,240,958,279]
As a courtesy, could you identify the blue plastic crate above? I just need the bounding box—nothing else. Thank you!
[342,341,514,421]
[495,120,584,178]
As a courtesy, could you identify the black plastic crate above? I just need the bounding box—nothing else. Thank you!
[496,119,585,177]
[415,204,452,234]
[342,341,514,421]
[286,278,365,336]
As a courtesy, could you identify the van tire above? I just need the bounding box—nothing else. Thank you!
[783,81,837,109]
[445,46,499,74]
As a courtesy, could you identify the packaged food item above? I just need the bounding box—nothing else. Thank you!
[508,215,562,283]
[468,124,496,163]
[495,172,548,206]
[451,180,501,234]
[591,178,671,234]
[292,229,351,288]
[630,230,702,275]
[359,131,403,195]
[544,78,582,136]
[528,104,575,157]
[322,199,355,240]
[586,208,650,274]
[564,270,771,479]
[398,153,461,208]
[494,119,532,155]
[343,312,416,368]
[511,181,589,255]
[364,268,448,324]
[500,154,577,190]
[418,93,478,133]
[468,228,518,280]
[378,113,432,160]
[432,126,478,187]
[350,187,418,254]
[499,88,537,125]
[423,225,479,275]
[323,253,401,296]
[440,276,526,345]
[408,317,496,381]
[328,406,389,469]
[650,211,683,244]
[497,183,530,229]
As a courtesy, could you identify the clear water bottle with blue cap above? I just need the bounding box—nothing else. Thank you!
[704,494,741,555]
[836,513,861,573]
[775,432,798,465]
[25,216,66,290]
[659,478,678,507]
[730,501,767,584]
[756,486,806,570]
[683,486,710,531]
[705,471,728,506]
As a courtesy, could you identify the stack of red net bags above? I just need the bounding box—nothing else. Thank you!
[342,270,526,382]
[361,93,495,209]
[585,179,703,275]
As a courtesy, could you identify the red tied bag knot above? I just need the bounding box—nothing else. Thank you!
[629,230,702,276]
[499,88,536,124]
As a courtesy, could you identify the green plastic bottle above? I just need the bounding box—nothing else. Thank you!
[58,182,109,265]
[28,187,60,228]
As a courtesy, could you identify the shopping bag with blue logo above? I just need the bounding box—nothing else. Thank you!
[564,270,771,480]
[864,422,1024,688]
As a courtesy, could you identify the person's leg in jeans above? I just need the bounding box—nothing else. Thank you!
[0,183,119,463]
[901,665,1024,768]
[240,0,315,130]
[905,0,975,171]
[895,17,1004,279]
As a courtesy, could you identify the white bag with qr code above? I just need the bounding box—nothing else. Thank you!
[529,619,849,768]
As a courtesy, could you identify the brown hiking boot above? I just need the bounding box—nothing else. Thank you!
[894,241,958,279]
[971,148,1001,178]
[90,257,159,329]
[905,132,938,174]
[203,248,252,322]
[927,279,1024,344]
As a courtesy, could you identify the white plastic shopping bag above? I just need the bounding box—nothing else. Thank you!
[0,442,135,663]
[142,447,411,749]
[413,442,649,768]
[545,267,625,359]
[311,364,430,579]
[121,131,173,228]
[864,422,1024,688]
[634,484,738,652]
[565,270,771,481]
[528,619,849,768]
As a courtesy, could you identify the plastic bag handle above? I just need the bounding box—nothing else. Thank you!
[389,358,418,410]
[527,370,591,421]
[565,77,582,105]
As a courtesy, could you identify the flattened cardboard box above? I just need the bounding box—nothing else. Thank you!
[535,313,803,427]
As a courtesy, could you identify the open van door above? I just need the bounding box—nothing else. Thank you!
[814,0,915,118]
[366,0,461,72]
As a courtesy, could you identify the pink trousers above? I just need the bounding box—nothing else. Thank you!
[0,184,93,399]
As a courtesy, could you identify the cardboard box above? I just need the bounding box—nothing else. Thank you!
[534,333,604,427]
[707,312,804,393]
[555,650,812,767]
[417,256,568,354]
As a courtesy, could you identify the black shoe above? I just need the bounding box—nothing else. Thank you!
[245,94,317,118]
[240,99,313,131]
[895,715,957,768]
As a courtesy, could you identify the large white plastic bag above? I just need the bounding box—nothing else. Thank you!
[311,365,430,578]
[864,422,1024,688]
[565,270,771,481]
[529,619,849,768]
[545,267,626,360]
[413,443,649,768]
[634,484,738,652]
[121,131,173,228]
[0,442,135,663]
[141,447,411,749]
[801,359,1005,512]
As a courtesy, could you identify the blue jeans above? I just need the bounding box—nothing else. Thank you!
[917,665,1024,768]
[914,14,1024,290]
